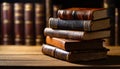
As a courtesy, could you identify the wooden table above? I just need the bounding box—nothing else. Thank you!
[0,45,120,69]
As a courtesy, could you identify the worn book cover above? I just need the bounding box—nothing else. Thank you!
[42,44,109,62]
[44,28,110,40]
[57,7,108,20]
[49,18,110,31]
[46,36,104,51]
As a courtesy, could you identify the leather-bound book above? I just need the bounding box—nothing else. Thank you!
[49,18,110,31]
[46,36,104,51]
[14,3,25,45]
[35,3,45,45]
[57,8,108,20]
[24,3,35,45]
[42,44,109,62]
[1,2,14,45]
[44,28,110,40]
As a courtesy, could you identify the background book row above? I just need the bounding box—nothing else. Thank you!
[0,2,46,45]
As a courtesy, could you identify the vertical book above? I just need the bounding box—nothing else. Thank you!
[24,3,35,45]
[35,3,45,45]
[14,3,25,45]
[1,2,14,45]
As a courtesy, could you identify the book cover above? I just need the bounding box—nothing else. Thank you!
[49,18,110,31]
[35,3,45,45]
[14,3,25,45]
[42,44,109,62]
[24,3,35,45]
[57,7,108,20]
[44,28,110,40]
[1,2,14,45]
[46,36,104,51]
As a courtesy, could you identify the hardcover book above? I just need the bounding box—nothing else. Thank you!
[44,28,110,40]
[14,3,25,45]
[42,44,109,62]
[35,3,45,45]
[49,18,110,31]
[1,2,14,45]
[24,3,35,45]
[57,7,108,20]
[46,36,104,51]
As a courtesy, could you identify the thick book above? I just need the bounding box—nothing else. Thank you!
[14,3,25,45]
[42,44,109,62]
[57,7,108,20]
[24,3,35,45]
[49,18,110,31]
[46,36,104,51]
[35,3,45,45]
[1,2,14,45]
[44,28,110,40]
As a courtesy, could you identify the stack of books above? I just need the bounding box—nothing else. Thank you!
[42,7,110,62]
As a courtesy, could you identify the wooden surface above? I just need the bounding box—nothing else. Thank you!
[0,45,120,68]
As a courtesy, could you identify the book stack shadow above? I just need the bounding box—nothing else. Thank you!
[42,7,111,62]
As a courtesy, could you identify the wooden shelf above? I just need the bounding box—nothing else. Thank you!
[0,45,120,68]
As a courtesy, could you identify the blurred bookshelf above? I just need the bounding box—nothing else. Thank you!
[0,0,118,46]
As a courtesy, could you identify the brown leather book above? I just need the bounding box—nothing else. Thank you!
[35,3,45,45]
[44,28,110,40]
[1,2,14,45]
[46,36,104,51]
[42,44,109,62]
[24,3,35,45]
[57,8,108,20]
[14,3,25,45]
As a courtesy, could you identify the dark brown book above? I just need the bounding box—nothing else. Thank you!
[49,18,110,31]
[24,3,35,45]
[14,3,25,45]
[46,36,104,51]
[1,2,14,45]
[35,3,45,45]
[42,44,109,62]
[57,7,108,20]
[44,28,110,40]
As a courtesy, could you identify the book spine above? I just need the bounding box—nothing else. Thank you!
[1,2,14,45]
[45,0,53,27]
[42,44,56,57]
[57,10,93,20]
[24,3,35,45]
[35,3,45,45]
[44,28,84,40]
[53,5,61,18]
[14,3,25,45]
[49,18,91,31]
[42,44,69,60]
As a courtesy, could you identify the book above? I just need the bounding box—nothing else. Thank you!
[42,44,109,62]
[104,0,116,45]
[1,2,14,45]
[49,18,110,31]
[35,3,45,45]
[24,3,35,45]
[14,3,25,45]
[57,7,108,20]
[44,28,110,40]
[46,36,104,51]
